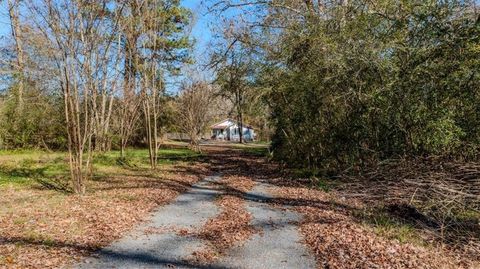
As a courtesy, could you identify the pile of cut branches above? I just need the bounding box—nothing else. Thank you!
[336,157,480,259]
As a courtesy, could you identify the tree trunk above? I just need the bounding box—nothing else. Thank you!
[238,112,244,143]
[120,30,139,157]
[236,88,244,143]
[8,0,24,111]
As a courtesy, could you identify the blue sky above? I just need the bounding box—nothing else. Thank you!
[3,1,477,92]
[182,0,213,59]
[0,1,10,37]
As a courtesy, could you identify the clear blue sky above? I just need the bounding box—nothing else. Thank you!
[0,1,10,37]
[182,0,213,58]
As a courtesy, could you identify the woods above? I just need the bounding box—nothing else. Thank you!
[0,0,193,191]
[208,0,480,171]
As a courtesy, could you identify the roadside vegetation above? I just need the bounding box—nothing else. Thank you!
[0,148,202,190]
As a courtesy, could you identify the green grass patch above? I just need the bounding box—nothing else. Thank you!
[230,143,270,157]
[94,148,202,167]
[0,170,31,187]
[0,160,67,188]
[453,209,480,222]
[0,147,200,189]
[241,146,270,157]
[290,168,339,192]
[356,208,428,247]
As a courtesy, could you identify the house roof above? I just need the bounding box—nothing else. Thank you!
[211,118,254,129]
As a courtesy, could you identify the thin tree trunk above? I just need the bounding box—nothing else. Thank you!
[143,84,156,169]
[236,87,244,143]
[239,110,244,143]
[120,28,139,158]
[8,0,24,111]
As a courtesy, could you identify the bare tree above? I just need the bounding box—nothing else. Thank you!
[119,93,142,157]
[7,0,25,112]
[176,81,215,152]
[92,19,124,152]
[139,0,162,169]
[213,42,255,143]
[140,64,161,169]
[30,0,123,194]
[118,0,142,158]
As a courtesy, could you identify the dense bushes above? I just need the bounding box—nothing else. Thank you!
[0,84,66,150]
[264,1,480,171]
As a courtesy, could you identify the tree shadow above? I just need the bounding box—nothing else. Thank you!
[361,203,480,246]
[0,236,231,269]
[33,176,72,193]
[0,165,72,193]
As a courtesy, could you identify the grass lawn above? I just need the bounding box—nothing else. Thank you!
[0,148,202,189]
[0,147,208,268]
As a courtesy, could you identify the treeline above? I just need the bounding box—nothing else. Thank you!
[210,0,480,171]
[0,0,196,193]
[0,90,177,151]
[0,0,270,193]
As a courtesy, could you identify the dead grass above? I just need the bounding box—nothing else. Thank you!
[0,149,209,269]
[271,185,477,269]
[209,145,480,268]
[331,157,480,265]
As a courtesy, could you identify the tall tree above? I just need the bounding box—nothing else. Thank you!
[212,36,256,143]
[135,0,192,169]
[118,0,142,157]
[7,0,25,112]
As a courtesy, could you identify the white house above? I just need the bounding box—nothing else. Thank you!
[211,119,256,141]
